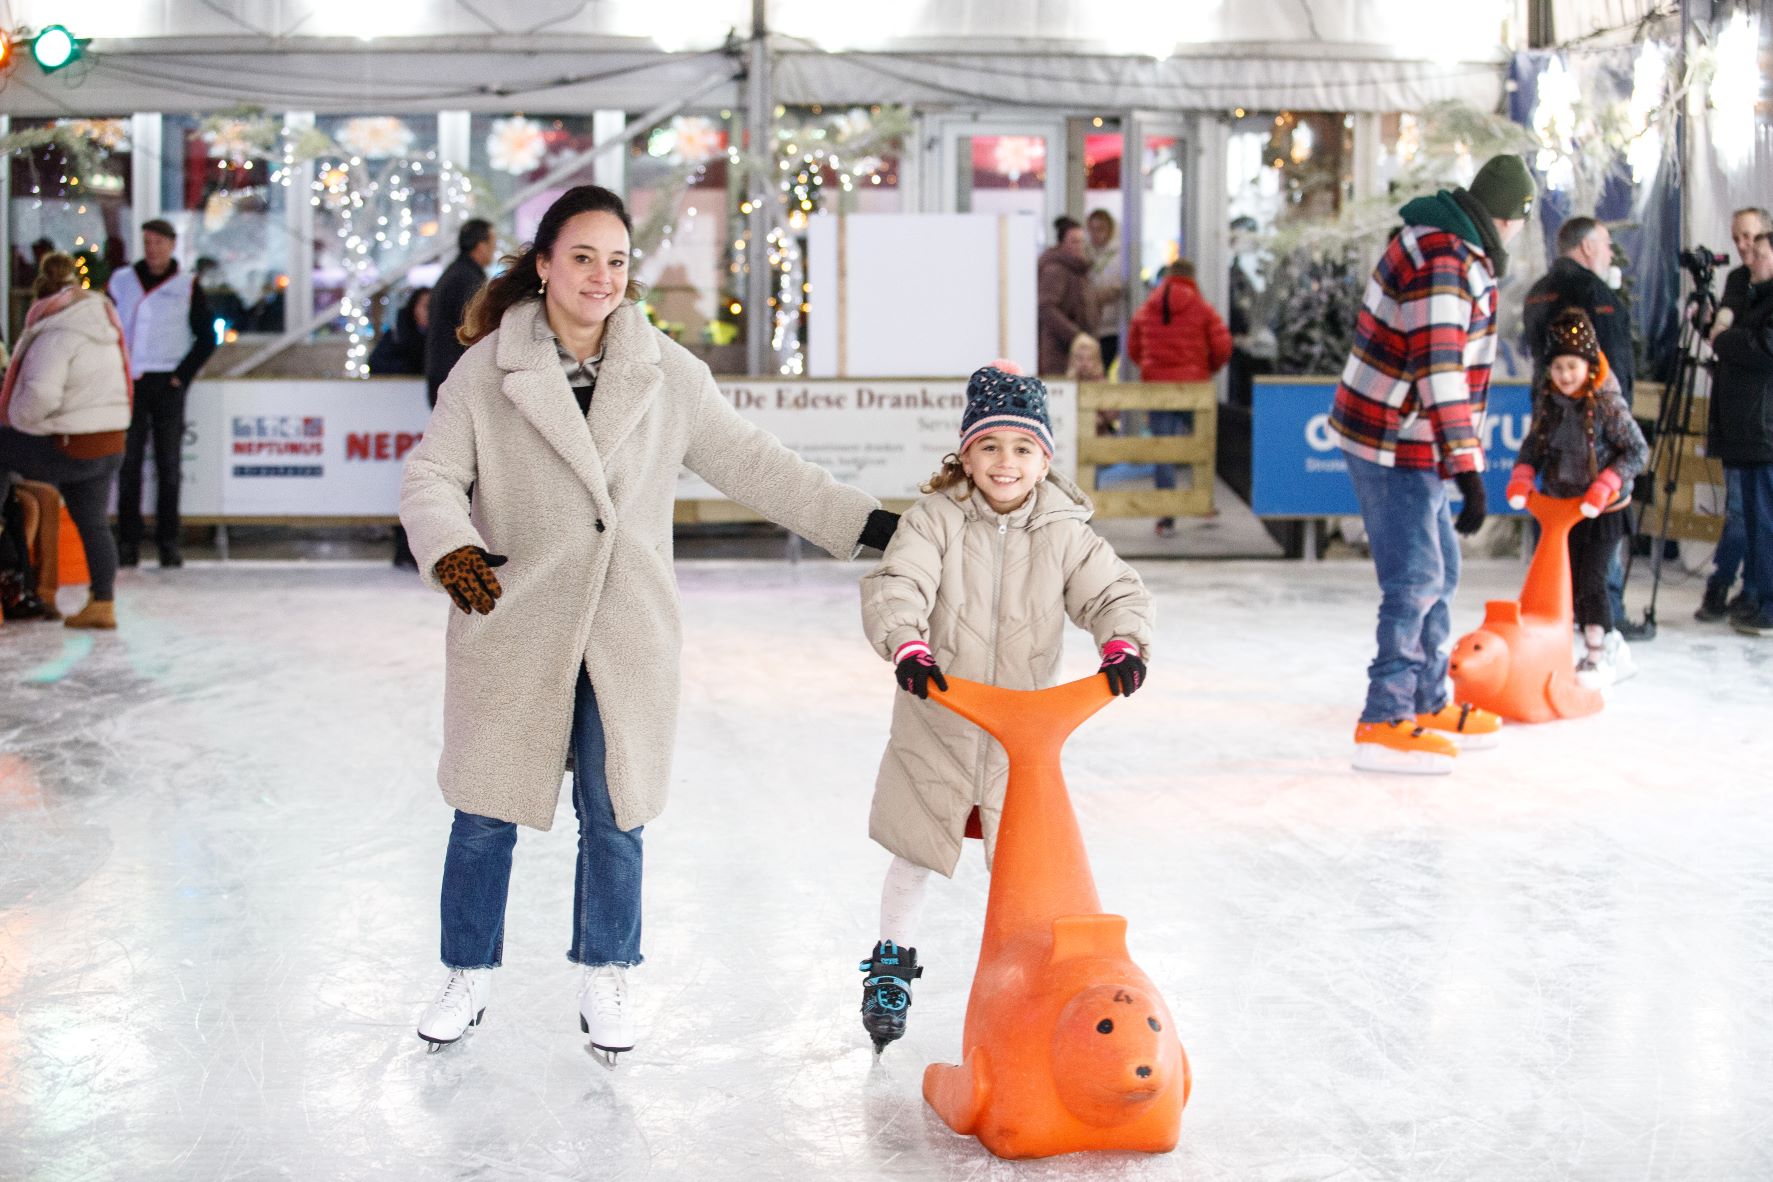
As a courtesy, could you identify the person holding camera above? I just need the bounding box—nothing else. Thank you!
[1708,227,1773,637]
[1330,154,1535,774]
[1696,206,1772,623]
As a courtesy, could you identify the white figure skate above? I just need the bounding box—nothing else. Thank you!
[417,968,492,1052]
[579,964,635,1067]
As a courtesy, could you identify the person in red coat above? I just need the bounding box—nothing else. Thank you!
[1126,260,1232,534]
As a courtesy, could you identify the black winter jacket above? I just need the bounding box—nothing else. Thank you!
[1522,257,1634,397]
[424,253,488,405]
[1710,279,1773,466]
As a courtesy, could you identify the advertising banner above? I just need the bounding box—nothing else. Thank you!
[1251,379,1533,518]
[678,377,1076,501]
[154,377,1074,517]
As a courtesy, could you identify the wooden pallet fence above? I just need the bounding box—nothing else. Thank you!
[1075,381,1217,518]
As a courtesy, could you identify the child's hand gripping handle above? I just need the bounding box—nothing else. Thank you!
[894,640,948,700]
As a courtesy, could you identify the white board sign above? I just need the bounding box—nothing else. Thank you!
[679,377,1075,501]
[806,213,1041,378]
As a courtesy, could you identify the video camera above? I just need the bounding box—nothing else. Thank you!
[1680,245,1728,287]
[1678,246,1729,337]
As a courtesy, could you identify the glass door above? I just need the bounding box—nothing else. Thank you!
[926,116,1067,239]
[1127,113,1191,292]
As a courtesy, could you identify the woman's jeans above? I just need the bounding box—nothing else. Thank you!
[1346,454,1459,724]
[0,429,124,601]
[438,667,644,969]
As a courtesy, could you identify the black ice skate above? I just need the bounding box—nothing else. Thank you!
[859,940,923,1054]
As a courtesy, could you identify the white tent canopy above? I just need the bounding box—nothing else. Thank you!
[0,0,1556,115]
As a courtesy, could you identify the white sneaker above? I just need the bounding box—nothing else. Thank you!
[1574,655,1617,691]
[1604,632,1637,683]
[579,964,635,1063]
[417,967,492,1051]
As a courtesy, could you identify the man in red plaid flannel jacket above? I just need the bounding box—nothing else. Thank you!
[1333,154,1535,775]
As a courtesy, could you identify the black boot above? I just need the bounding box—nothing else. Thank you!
[117,540,140,568]
[1696,582,1731,621]
[859,940,922,1054]
[158,542,183,569]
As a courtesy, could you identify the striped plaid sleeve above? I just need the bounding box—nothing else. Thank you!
[1396,241,1483,475]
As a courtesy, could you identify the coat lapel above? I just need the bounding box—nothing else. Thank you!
[588,303,663,459]
[497,302,609,501]
[494,301,662,502]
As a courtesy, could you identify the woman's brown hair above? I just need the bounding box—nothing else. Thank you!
[32,252,79,301]
[457,185,643,346]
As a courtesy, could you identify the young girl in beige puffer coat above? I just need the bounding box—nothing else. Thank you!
[855,363,1155,1053]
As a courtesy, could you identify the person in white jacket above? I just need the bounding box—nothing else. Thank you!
[0,253,134,628]
[109,218,215,569]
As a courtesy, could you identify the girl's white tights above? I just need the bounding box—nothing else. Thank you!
[1584,623,1606,659]
[878,855,932,948]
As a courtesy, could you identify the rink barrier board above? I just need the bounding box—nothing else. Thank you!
[1075,381,1217,519]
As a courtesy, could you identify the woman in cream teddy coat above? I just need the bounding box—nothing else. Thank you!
[400,185,895,1057]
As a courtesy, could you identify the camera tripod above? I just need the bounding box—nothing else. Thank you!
[1622,264,1722,639]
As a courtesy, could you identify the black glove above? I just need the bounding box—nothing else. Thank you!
[435,545,508,615]
[859,508,901,551]
[894,641,948,699]
[1099,640,1146,697]
[1452,471,1487,536]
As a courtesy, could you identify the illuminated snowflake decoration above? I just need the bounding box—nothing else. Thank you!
[486,116,547,176]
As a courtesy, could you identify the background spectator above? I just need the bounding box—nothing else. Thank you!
[0,251,134,628]
[369,287,431,377]
[1127,258,1232,536]
[1085,209,1125,372]
[1698,206,1773,623]
[1036,216,1093,376]
[1708,227,1773,637]
[425,218,494,408]
[110,219,215,570]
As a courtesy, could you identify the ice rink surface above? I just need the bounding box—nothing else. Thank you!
[2,556,1771,1181]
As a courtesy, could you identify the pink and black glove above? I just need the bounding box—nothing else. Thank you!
[1099,639,1146,697]
[1580,470,1623,519]
[1505,464,1536,511]
[894,640,948,700]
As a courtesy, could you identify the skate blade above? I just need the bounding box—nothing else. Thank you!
[1447,731,1500,751]
[417,1006,483,1052]
[1353,743,1454,775]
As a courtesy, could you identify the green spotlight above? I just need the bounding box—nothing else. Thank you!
[31,25,82,73]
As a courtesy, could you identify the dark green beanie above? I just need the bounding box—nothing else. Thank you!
[1468,154,1536,222]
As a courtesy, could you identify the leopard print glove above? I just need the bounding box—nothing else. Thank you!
[435,545,508,615]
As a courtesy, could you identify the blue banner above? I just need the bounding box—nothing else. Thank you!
[1251,379,1533,517]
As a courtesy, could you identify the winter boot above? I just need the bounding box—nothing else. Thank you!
[1352,720,1457,775]
[1415,702,1502,750]
[578,964,635,1065]
[859,940,923,1053]
[1695,582,1731,621]
[417,967,492,1051]
[63,598,116,630]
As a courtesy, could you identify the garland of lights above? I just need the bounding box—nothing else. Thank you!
[197,110,480,377]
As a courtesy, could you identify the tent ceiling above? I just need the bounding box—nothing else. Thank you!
[0,0,1619,116]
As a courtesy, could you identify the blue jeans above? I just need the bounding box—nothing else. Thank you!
[1605,538,1627,626]
[1150,410,1195,491]
[439,667,645,969]
[1738,463,1773,625]
[1346,454,1459,723]
[1708,467,1748,594]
